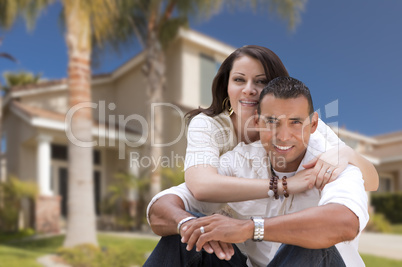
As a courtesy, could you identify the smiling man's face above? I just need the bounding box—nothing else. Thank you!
[257,94,318,172]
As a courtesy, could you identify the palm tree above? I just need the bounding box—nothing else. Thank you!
[0,37,17,175]
[107,0,307,198]
[2,71,42,92]
[62,0,123,248]
[0,0,121,247]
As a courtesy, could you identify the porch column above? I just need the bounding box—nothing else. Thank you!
[128,149,140,201]
[36,134,53,196]
[127,149,140,221]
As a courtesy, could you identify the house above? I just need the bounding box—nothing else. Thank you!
[335,127,402,193]
[1,28,235,232]
[2,28,400,233]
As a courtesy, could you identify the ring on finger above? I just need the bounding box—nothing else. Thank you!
[200,226,205,234]
[326,169,332,174]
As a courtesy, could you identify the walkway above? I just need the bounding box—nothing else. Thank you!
[358,232,402,260]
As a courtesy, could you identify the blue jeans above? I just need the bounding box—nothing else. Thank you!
[144,235,346,267]
[143,234,248,267]
[267,243,346,267]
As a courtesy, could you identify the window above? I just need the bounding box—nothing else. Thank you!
[1,133,6,154]
[378,175,394,193]
[199,53,219,107]
[93,150,101,165]
[51,144,68,160]
[51,145,100,165]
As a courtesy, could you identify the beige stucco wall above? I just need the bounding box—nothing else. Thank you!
[92,81,117,124]
[4,112,22,179]
[180,37,234,108]
[181,39,202,108]
[19,144,36,183]
[20,90,69,114]
[3,111,36,179]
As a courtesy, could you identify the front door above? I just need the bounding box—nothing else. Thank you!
[58,167,68,217]
[58,168,101,217]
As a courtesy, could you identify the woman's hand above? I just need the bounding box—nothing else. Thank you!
[303,145,350,190]
[286,168,316,194]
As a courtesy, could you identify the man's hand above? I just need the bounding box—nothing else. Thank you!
[181,214,253,254]
[180,217,235,260]
[203,240,235,260]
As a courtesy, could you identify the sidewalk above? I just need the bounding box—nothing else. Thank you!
[358,232,402,260]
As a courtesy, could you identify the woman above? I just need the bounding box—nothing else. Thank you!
[184,45,378,203]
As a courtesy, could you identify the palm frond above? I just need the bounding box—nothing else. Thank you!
[0,0,54,30]
[0,52,17,62]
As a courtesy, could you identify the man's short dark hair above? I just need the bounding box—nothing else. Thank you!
[257,76,314,116]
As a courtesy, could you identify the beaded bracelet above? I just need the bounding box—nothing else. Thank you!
[268,175,279,199]
[282,176,289,198]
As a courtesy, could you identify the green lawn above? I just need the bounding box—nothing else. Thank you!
[0,234,158,267]
[1,234,402,267]
[361,254,402,267]
[390,224,402,235]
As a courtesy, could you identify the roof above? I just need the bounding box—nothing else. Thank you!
[363,143,402,159]
[10,100,141,137]
[4,28,234,102]
[6,73,112,98]
[362,143,402,165]
[10,79,67,93]
[334,126,402,145]
[374,131,402,142]
[11,100,65,122]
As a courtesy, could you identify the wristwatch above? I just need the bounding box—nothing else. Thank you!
[251,217,264,242]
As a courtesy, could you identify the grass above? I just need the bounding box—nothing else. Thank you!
[0,235,63,267]
[390,223,402,235]
[0,234,158,267]
[361,254,402,267]
[1,233,402,267]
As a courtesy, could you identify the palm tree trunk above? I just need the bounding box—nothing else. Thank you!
[63,2,97,248]
[143,31,165,198]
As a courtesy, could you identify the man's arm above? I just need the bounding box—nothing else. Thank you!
[183,166,368,251]
[182,203,359,251]
[261,203,359,248]
[148,194,193,236]
[148,193,236,260]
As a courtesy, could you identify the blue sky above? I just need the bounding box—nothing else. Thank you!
[0,0,401,136]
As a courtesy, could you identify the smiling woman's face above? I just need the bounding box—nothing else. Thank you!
[228,55,267,123]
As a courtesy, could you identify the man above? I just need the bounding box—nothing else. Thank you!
[146,77,368,266]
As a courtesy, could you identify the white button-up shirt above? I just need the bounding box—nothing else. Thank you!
[148,134,368,267]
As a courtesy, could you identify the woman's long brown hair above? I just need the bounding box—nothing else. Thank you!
[186,45,289,122]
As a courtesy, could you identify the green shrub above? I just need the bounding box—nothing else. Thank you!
[0,176,38,232]
[161,165,184,189]
[365,213,391,233]
[371,193,402,223]
[101,171,150,231]
[0,228,35,243]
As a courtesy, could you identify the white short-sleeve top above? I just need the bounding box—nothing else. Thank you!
[184,112,344,171]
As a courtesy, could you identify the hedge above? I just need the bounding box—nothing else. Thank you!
[371,193,402,223]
